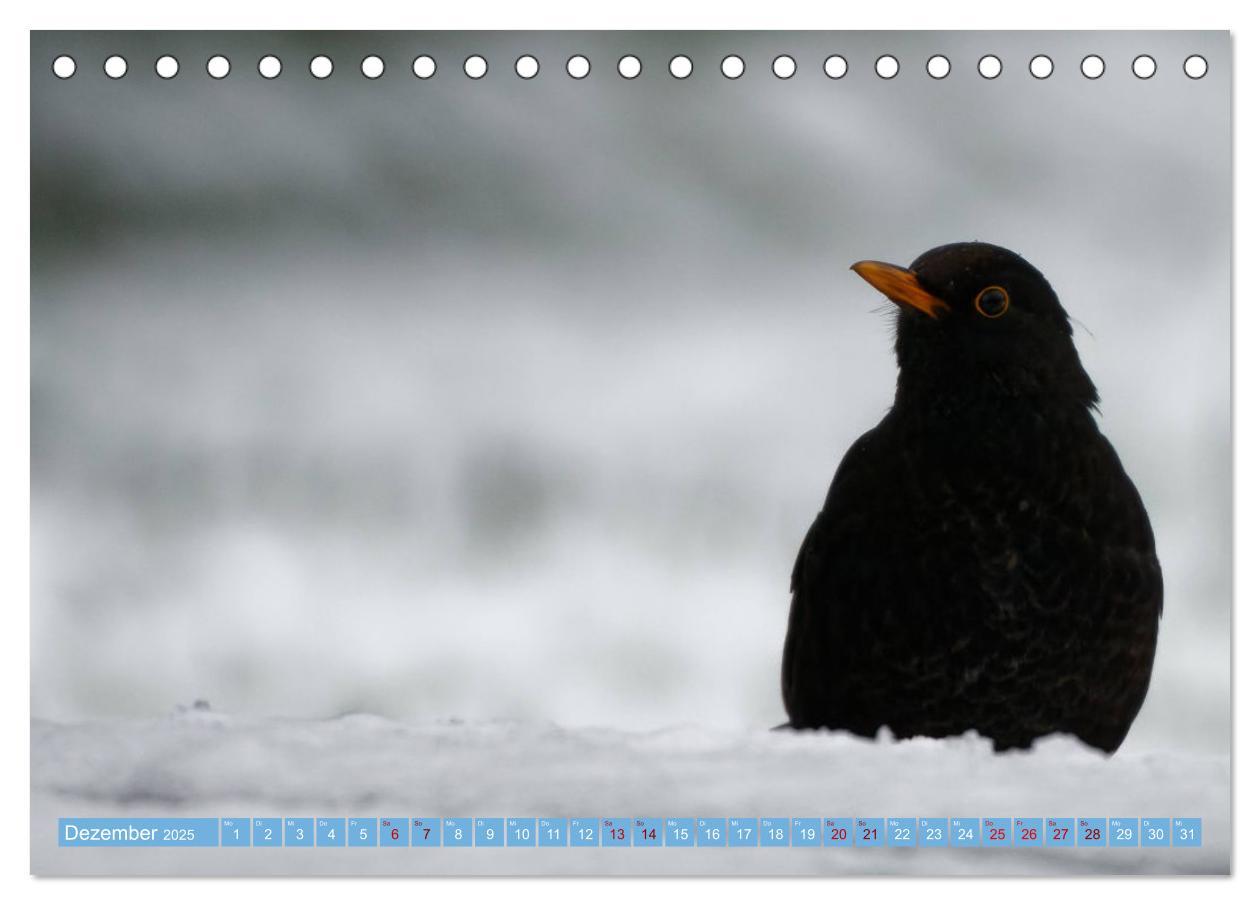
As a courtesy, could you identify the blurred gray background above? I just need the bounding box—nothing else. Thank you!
[31,31,1230,756]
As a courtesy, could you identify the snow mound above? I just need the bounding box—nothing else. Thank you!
[31,713,1229,875]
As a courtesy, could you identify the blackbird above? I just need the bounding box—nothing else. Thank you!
[780,242,1161,753]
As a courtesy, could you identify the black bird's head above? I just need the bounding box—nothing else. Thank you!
[852,242,1098,410]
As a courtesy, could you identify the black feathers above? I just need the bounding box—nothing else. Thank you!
[781,243,1161,753]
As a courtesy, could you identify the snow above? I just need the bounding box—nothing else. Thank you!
[32,712,1229,876]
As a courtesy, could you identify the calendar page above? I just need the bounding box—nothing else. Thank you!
[29,29,1230,876]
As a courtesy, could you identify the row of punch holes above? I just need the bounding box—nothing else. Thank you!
[51,52,1210,82]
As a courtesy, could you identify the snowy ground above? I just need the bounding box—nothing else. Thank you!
[31,712,1229,876]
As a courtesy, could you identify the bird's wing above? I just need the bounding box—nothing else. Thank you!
[1053,431,1164,750]
[781,424,891,723]
[789,423,888,596]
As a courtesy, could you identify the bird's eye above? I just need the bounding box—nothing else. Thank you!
[974,286,1010,318]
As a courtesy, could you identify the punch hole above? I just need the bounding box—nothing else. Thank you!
[1081,55,1105,79]
[1183,55,1208,79]
[669,55,693,79]
[925,55,950,79]
[824,55,848,79]
[1029,55,1054,79]
[310,55,334,79]
[464,55,487,79]
[361,55,385,79]
[258,56,282,79]
[1131,55,1156,79]
[721,55,745,79]
[772,55,796,79]
[52,55,77,79]
[412,55,436,79]
[875,55,899,79]
[514,55,539,79]
[566,55,589,79]
[514,54,539,78]
[618,55,642,79]
[103,55,128,79]
[978,55,1002,79]
[206,55,230,80]
[155,55,179,79]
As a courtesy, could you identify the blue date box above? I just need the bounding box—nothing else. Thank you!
[728,818,758,847]
[284,818,313,847]
[697,818,727,847]
[221,818,249,847]
[475,818,505,846]
[602,818,631,847]
[851,816,882,847]
[1172,818,1202,847]
[634,818,663,846]
[856,817,885,847]
[1141,818,1170,846]
[887,817,915,847]
[316,818,345,847]
[538,818,567,847]
[1110,818,1139,848]
[760,817,790,847]
[348,818,377,847]
[1078,818,1106,847]
[570,818,599,847]
[983,817,1011,847]
[1014,817,1043,847]
[918,818,947,847]
[1046,818,1074,846]
[665,818,695,846]
[252,818,282,847]
[792,817,822,846]
[951,818,980,847]
[507,818,537,847]
[379,818,407,847]
[443,818,473,847]
[410,818,439,847]
[825,817,855,847]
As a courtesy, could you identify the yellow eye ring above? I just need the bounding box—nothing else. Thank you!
[974,285,1010,318]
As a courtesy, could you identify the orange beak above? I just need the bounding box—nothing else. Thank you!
[851,260,950,319]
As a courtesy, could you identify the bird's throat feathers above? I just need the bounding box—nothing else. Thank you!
[892,315,1101,416]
